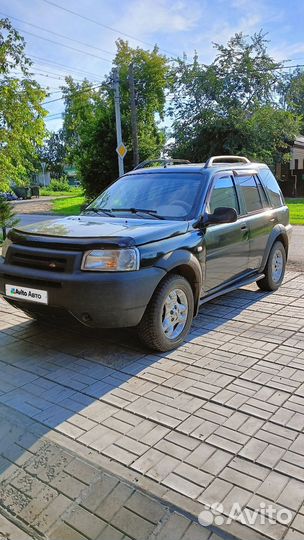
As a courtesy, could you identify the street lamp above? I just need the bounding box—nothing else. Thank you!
[41,161,47,187]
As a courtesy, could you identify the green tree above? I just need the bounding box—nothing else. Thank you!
[61,41,168,198]
[62,77,116,198]
[0,198,19,239]
[0,18,47,191]
[38,130,66,179]
[279,69,304,130]
[169,32,300,168]
[114,39,168,168]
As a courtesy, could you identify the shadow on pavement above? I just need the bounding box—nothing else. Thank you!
[0,283,269,477]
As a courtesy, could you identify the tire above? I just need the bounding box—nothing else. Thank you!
[257,241,286,292]
[138,274,194,352]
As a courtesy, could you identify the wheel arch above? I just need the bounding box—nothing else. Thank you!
[155,250,203,316]
[259,225,290,273]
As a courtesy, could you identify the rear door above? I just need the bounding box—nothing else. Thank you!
[204,174,250,292]
[234,171,274,271]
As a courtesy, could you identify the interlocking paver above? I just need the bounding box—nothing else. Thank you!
[1,272,304,540]
[111,506,155,540]
[64,506,107,539]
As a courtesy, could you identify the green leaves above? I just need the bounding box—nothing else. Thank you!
[169,31,300,168]
[0,18,47,191]
[61,41,169,198]
[0,198,19,239]
[38,130,66,179]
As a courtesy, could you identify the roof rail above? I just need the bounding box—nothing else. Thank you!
[204,155,250,168]
[133,158,191,170]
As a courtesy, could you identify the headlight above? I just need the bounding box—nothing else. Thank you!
[1,238,12,259]
[81,248,140,272]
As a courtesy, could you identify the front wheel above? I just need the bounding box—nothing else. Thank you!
[138,274,194,352]
[257,241,286,291]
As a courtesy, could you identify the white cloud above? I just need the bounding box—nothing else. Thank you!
[118,0,202,36]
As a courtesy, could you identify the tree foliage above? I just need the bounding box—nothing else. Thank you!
[0,18,47,191]
[0,197,19,239]
[168,32,300,167]
[38,130,66,179]
[62,41,168,199]
[279,69,304,131]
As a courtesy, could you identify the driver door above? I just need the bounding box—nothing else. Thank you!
[204,174,250,292]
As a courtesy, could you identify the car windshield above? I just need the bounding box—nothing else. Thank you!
[86,172,203,220]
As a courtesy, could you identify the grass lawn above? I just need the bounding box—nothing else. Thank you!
[40,188,83,197]
[53,194,304,225]
[53,195,86,215]
[286,198,304,225]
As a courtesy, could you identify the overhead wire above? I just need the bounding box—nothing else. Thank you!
[43,81,109,104]
[30,55,103,79]
[13,26,113,63]
[39,0,179,58]
[0,12,115,58]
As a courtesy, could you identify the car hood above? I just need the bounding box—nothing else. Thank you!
[13,215,189,246]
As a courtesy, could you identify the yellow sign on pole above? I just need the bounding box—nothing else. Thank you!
[116,143,127,159]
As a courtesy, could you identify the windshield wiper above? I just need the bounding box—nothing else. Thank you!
[111,208,165,220]
[83,208,114,217]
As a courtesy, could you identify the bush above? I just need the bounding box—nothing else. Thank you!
[0,198,19,239]
[48,178,71,192]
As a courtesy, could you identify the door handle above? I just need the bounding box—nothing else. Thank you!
[269,217,276,222]
[240,225,248,231]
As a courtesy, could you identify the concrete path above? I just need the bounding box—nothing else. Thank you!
[0,271,304,539]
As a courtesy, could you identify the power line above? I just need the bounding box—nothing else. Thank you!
[43,82,108,104]
[1,12,115,58]
[31,55,102,79]
[40,0,179,58]
[46,113,63,118]
[13,26,113,63]
[46,114,62,119]
[11,69,85,83]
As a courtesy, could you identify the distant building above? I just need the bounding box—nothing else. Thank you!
[276,136,304,197]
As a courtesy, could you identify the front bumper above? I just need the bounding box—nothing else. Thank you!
[0,256,166,328]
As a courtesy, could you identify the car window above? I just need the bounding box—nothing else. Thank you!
[238,175,265,213]
[88,172,204,220]
[255,176,269,207]
[208,176,239,214]
[258,168,284,208]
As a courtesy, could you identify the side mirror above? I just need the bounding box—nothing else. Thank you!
[204,207,238,226]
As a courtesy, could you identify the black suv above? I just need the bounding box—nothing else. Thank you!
[0,156,291,351]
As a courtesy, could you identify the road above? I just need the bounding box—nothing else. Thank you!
[16,213,57,226]
[288,225,304,270]
[16,213,304,270]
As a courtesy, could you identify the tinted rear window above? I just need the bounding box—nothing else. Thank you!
[238,175,262,213]
[258,168,284,208]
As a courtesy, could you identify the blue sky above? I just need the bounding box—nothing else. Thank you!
[2,0,304,131]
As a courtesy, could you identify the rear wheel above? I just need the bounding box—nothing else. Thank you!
[138,274,194,352]
[257,241,286,291]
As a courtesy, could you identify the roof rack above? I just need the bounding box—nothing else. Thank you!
[133,158,191,170]
[204,155,250,168]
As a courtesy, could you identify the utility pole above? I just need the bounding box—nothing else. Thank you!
[113,68,125,176]
[128,63,139,167]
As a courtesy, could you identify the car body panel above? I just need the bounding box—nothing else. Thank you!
[14,215,189,245]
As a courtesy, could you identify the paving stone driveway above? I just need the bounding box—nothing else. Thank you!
[0,270,304,540]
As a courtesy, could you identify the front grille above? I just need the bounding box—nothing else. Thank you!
[10,252,67,272]
[3,274,62,288]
